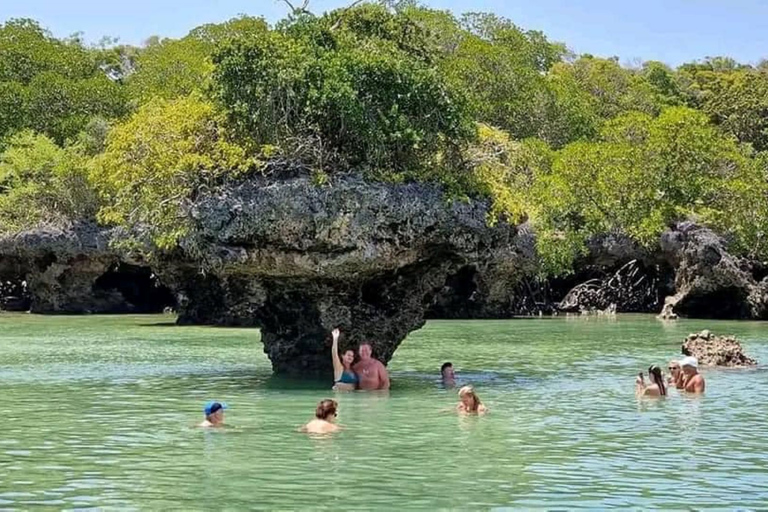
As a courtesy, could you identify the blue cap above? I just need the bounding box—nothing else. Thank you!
[204,401,227,416]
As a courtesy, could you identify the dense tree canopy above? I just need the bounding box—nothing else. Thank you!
[2,2,768,273]
[0,19,127,144]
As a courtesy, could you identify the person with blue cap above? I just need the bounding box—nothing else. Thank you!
[199,401,227,428]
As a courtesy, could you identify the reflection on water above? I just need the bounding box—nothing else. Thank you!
[1,314,768,508]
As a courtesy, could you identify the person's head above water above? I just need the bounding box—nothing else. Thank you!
[458,385,482,412]
[668,360,681,375]
[341,348,355,367]
[441,362,455,379]
[681,356,698,375]
[358,342,373,361]
[204,401,227,425]
[315,399,338,421]
[647,365,667,396]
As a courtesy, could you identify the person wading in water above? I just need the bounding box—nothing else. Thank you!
[636,365,667,397]
[353,343,390,390]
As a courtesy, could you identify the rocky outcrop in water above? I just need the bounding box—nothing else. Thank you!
[157,174,520,375]
[0,224,174,313]
[660,222,768,319]
[682,330,757,367]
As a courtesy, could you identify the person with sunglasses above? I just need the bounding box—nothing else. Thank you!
[300,399,341,434]
[667,360,684,389]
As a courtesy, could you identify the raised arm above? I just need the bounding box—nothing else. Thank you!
[331,329,343,381]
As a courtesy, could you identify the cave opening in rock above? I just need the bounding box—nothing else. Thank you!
[93,263,176,313]
[674,286,751,319]
[426,265,479,319]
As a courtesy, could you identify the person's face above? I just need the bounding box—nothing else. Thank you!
[342,350,355,366]
[359,344,372,360]
[668,363,680,376]
[212,410,224,424]
[443,366,455,379]
[682,365,695,376]
[461,393,475,407]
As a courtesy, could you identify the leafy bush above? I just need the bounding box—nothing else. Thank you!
[126,16,268,103]
[533,107,768,273]
[92,95,252,248]
[0,19,127,144]
[0,131,98,233]
[212,5,475,173]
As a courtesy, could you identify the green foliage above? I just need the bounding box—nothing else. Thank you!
[212,5,474,173]
[438,12,567,141]
[126,16,268,103]
[464,124,551,224]
[6,8,768,275]
[91,95,252,249]
[0,19,127,144]
[533,107,768,273]
[680,67,768,151]
[0,131,98,232]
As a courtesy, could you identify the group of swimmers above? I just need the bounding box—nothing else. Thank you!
[635,355,706,397]
[199,329,488,432]
[199,330,705,431]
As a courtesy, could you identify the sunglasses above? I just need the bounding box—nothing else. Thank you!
[668,366,679,370]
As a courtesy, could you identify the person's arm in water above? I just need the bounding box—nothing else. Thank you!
[378,361,391,390]
[635,373,645,396]
[331,328,343,382]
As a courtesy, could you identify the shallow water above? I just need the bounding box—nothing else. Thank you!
[1,314,768,509]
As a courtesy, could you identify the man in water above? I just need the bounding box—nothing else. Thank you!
[353,343,390,390]
[680,356,705,393]
[441,362,456,388]
[199,401,227,428]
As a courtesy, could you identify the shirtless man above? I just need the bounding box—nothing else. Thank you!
[680,356,705,393]
[353,343,390,390]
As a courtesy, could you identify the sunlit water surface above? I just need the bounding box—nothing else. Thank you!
[1,314,768,509]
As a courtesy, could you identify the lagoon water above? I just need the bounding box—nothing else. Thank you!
[1,313,768,509]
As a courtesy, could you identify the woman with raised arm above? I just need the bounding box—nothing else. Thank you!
[331,328,358,391]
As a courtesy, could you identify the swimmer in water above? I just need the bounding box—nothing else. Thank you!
[680,356,706,393]
[667,360,684,389]
[457,385,488,415]
[441,362,456,388]
[331,328,358,391]
[636,365,667,397]
[300,399,341,434]
[199,401,227,428]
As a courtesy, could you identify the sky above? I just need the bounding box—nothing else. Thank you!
[2,0,768,67]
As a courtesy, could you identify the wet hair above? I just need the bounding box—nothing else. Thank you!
[441,362,453,376]
[458,385,482,413]
[315,399,338,420]
[648,365,667,396]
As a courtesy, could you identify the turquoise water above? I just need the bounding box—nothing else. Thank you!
[1,313,767,509]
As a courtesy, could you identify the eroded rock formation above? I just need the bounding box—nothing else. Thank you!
[682,329,757,367]
[0,224,174,313]
[158,174,520,375]
[660,222,768,319]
